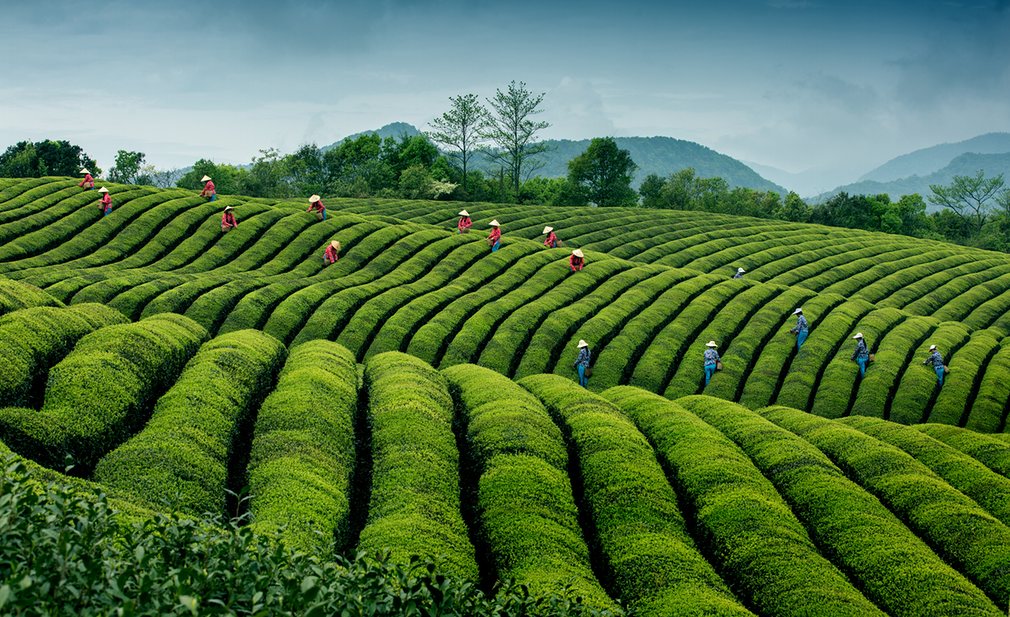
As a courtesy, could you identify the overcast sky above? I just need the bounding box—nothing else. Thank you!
[2,0,1008,186]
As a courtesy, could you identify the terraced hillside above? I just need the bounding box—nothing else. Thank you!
[2,178,1010,432]
[2,305,1010,615]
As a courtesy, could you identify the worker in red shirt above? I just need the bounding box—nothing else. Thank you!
[457,209,472,234]
[200,175,217,202]
[221,206,238,232]
[98,187,112,216]
[569,249,585,272]
[323,240,341,265]
[543,226,559,248]
[79,168,95,190]
[308,195,327,221]
[487,220,501,252]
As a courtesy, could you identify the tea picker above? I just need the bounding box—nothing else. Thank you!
[789,308,809,350]
[323,240,341,265]
[200,175,217,202]
[851,333,870,378]
[703,341,722,386]
[457,210,472,234]
[543,226,559,248]
[487,220,501,252]
[98,187,112,216]
[574,339,592,388]
[569,249,585,272]
[922,344,947,386]
[307,195,327,221]
[79,168,95,190]
[733,267,745,279]
[221,205,238,232]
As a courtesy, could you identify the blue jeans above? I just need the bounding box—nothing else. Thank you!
[935,365,945,385]
[208,194,217,202]
[577,364,588,387]
[704,362,717,385]
[857,358,867,377]
[492,241,500,252]
[796,330,808,350]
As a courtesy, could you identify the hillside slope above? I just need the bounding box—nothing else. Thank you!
[860,132,1010,183]
[2,178,1010,432]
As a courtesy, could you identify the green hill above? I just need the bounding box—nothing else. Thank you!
[3,177,1010,612]
[859,132,1010,183]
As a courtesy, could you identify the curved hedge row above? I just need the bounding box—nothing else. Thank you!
[358,352,478,580]
[94,330,286,515]
[247,340,359,556]
[442,364,616,610]
[0,313,207,470]
[518,374,747,616]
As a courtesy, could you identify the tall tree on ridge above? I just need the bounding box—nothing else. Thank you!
[427,94,485,196]
[481,81,550,201]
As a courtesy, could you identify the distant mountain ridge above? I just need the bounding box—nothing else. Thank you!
[858,132,1010,183]
[324,123,786,193]
[814,152,1010,208]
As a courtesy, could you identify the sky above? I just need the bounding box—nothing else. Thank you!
[2,0,1008,191]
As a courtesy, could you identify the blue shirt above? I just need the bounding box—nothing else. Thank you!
[704,348,720,366]
[791,314,809,334]
[924,350,944,369]
[851,339,869,361]
[575,347,591,368]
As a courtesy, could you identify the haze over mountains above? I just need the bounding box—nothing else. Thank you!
[330,123,1010,202]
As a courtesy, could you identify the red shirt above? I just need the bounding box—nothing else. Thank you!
[100,193,111,207]
[79,174,94,187]
[324,244,339,263]
[308,200,326,213]
[201,180,216,196]
[544,231,558,248]
[222,211,237,228]
[457,216,471,230]
[488,227,501,242]
[569,255,584,271]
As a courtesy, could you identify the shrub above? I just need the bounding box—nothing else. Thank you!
[916,424,1010,479]
[94,330,286,515]
[679,395,1001,617]
[247,340,359,556]
[359,352,478,580]
[605,386,877,616]
[519,374,746,616]
[0,279,62,314]
[0,313,207,470]
[443,364,617,610]
[884,320,969,425]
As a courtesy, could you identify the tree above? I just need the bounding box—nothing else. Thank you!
[639,174,665,209]
[481,81,550,201]
[566,137,638,206]
[427,94,485,196]
[0,140,98,178]
[929,170,1005,236]
[398,164,434,199]
[780,192,812,222]
[176,159,248,195]
[108,150,148,184]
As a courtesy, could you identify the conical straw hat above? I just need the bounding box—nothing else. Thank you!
[80,168,90,174]
[578,340,589,348]
[309,195,321,203]
[572,249,584,258]
[543,226,553,234]
[97,187,109,193]
[224,205,233,211]
[793,308,803,315]
[458,210,469,217]
[489,220,500,227]
[853,333,863,339]
[737,267,745,273]
[201,175,212,182]
[706,341,718,347]
[330,240,340,249]
[929,344,937,351]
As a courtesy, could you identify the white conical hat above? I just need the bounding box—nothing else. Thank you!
[458,210,469,217]
[706,341,718,347]
[224,205,233,211]
[330,240,340,249]
[853,333,863,339]
[737,267,745,273]
[201,175,212,182]
[578,339,589,348]
[572,249,584,258]
[80,168,90,174]
[543,226,554,234]
[309,195,321,203]
[793,308,803,315]
[97,187,109,193]
[489,220,500,227]
[929,344,937,351]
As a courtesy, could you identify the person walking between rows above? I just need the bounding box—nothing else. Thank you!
[569,249,585,272]
[488,220,502,252]
[200,175,217,202]
[98,187,112,216]
[923,344,947,386]
[221,206,238,232]
[307,195,327,221]
[79,168,95,190]
[790,308,809,350]
[733,267,745,279]
[323,240,341,265]
[543,226,559,248]
[574,339,592,388]
[851,333,870,378]
[457,210,472,234]
[703,341,721,386]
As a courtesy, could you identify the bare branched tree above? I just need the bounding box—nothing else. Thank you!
[480,81,550,201]
[929,169,1006,235]
[427,94,485,195]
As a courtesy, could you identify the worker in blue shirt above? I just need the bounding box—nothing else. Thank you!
[703,341,721,386]
[733,267,745,279]
[923,344,946,385]
[851,333,869,378]
[790,308,809,350]
[574,339,592,388]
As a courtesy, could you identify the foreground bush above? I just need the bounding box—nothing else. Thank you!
[0,457,618,616]
[247,340,359,556]
[0,278,62,315]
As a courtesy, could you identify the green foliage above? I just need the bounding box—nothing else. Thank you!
[0,279,62,315]
[247,340,359,556]
[681,395,1001,617]
[916,424,1010,479]
[0,457,617,616]
[607,387,878,616]
[519,374,745,616]
[567,137,638,207]
[428,93,487,196]
[360,352,478,580]
[0,139,98,178]
[108,149,150,185]
[443,364,616,610]
[481,81,551,200]
[0,313,207,470]
[94,330,286,515]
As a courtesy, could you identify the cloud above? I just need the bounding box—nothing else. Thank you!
[541,77,617,139]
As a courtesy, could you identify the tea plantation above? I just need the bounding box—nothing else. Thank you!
[2,177,1010,614]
